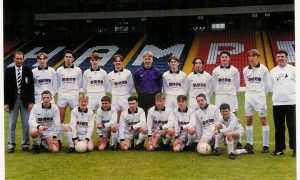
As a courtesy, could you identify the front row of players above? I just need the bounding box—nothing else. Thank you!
[29,90,252,159]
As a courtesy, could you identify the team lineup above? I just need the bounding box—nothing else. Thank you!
[4,49,296,160]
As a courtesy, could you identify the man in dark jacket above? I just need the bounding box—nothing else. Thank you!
[4,51,35,153]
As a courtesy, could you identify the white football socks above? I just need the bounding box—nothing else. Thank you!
[262,125,269,147]
[246,125,253,145]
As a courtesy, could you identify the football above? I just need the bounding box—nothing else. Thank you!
[197,143,211,155]
[75,141,88,153]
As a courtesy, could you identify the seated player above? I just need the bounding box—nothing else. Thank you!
[213,103,252,160]
[145,93,175,151]
[194,94,222,155]
[172,95,196,152]
[118,96,148,151]
[29,90,60,154]
[96,96,119,151]
[64,94,94,153]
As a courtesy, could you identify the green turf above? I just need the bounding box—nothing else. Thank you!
[5,92,296,180]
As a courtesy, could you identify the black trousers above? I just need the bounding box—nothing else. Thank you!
[273,105,296,151]
[137,92,158,117]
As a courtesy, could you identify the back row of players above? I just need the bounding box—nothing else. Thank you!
[27,49,294,158]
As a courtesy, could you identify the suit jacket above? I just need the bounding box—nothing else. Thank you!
[4,66,35,110]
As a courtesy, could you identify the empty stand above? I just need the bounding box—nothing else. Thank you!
[196,31,257,87]
[268,30,295,65]
[125,33,192,73]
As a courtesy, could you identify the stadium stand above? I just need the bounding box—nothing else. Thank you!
[268,30,295,66]
[4,39,24,55]
[72,33,141,72]
[125,33,192,73]
[3,33,80,71]
[195,31,257,87]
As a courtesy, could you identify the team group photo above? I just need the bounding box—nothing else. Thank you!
[3,0,296,179]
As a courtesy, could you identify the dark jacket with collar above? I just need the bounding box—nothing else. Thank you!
[4,66,35,110]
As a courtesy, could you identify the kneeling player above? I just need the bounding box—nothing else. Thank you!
[29,90,60,154]
[64,94,94,153]
[172,95,196,152]
[146,93,175,151]
[194,94,222,155]
[96,96,119,151]
[119,96,147,151]
[213,103,252,160]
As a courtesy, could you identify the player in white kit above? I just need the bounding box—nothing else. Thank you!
[83,52,109,111]
[172,95,196,152]
[29,90,60,154]
[145,93,175,151]
[107,54,134,121]
[162,56,187,108]
[243,49,271,153]
[95,96,119,151]
[64,94,94,153]
[187,57,212,110]
[118,96,147,151]
[211,51,240,113]
[213,103,252,160]
[32,52,57,103]
[56,50,82,148]
[194,94,222,155]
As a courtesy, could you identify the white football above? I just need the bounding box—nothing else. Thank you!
[75,141,88,153]
[197,143,211,155]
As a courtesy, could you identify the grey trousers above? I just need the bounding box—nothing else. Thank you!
[8,95,30,149]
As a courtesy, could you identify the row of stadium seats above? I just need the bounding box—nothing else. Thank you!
[4,30,295,88]
[195,31,256,86]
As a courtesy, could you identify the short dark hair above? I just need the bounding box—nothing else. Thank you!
[41,90,52,97]
[128,96,138,102]
[177,95,187,102]
[113,54,123,62]
[64,50,73,56]
[192,57,204,65]
[168,56,180,63]
[37,52,48,59]
[219,51,230,57]
[13,51,24,58]
[101,96,111,103]
[196,93,207,100]
[219,103,230,110]
[277,50,288,57]
[90,52,101,60]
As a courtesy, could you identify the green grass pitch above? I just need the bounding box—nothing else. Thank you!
[4,92,296,179]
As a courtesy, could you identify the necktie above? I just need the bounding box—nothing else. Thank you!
[17,67,21,93]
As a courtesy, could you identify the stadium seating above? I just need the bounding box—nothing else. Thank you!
[3,34,76,71]
[72,33,141,72]
[4,39,23,55]
[125,33,192,73]
[196,31,257,86]
[268,30,295,65]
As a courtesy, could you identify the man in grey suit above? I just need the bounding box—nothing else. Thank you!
[4,51,35,153]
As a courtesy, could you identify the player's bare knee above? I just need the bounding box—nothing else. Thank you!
[140,126,148,134]
[147,144,154,151]
[52,146,59,153]
[215,122,222,130]
[246,116,253,125]
[63,124,72,132]
[173,145,181,152]
[187,128,196,135]
[29,128,39,138]
[260,117,268,126]
[110,125,118,133]
[226,132,233,141]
